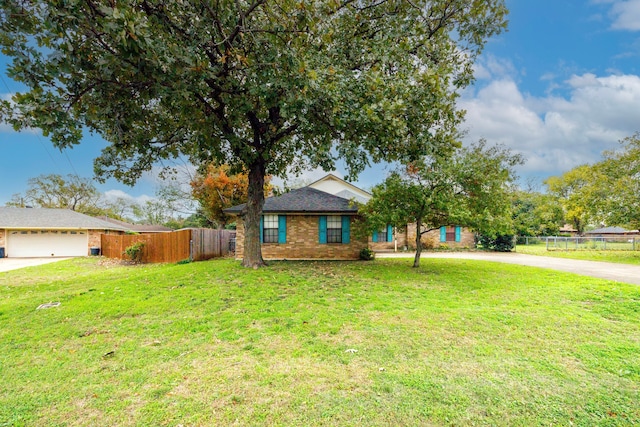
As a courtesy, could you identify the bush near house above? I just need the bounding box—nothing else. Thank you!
[476,234,516,252]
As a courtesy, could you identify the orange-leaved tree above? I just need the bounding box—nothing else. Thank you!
[191,165,271,229]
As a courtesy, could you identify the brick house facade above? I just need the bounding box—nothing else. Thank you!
[225,174,477,261]
[369,224,475,251]
[234,214,368,260]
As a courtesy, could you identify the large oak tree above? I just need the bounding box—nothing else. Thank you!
[0,0,507,267]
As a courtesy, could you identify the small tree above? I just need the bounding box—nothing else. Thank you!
[191,164,270,228]
[596,133,640,229]
[362,141,522,267]
[544,165,601,234]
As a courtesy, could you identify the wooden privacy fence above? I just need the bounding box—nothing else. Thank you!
[101,229,233,263]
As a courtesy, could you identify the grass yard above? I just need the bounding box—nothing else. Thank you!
[515,243,640,265]
[1,257,639,426]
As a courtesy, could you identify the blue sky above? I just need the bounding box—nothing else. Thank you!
[2,0,640,206]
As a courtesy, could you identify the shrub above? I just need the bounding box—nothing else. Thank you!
[421,238,436,250]
[359,248,375,261]
[476,234,515,252]
[123,241,145,263]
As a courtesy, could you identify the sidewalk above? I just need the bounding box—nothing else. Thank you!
[0,257,72,273]
[376,251,640,285]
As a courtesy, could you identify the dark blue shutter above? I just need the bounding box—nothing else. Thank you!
[319,216,327,244]
[260,216,264,243]
[440,226,446,242]
[278,215,287,244]
[455,226,461,242]
[372,230,378,243]
[342,216,350,244]
[386,224,393,242]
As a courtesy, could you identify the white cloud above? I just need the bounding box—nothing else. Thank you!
[473,55,518,81]
[610,0,640,30]
[460,73,640,179]
[102,189,152,205]
[594,0,640,30]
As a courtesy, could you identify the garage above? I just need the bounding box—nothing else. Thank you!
[1,207,128,258]
[7,229,89,257]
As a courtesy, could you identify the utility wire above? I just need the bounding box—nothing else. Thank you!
[1,65,80,178]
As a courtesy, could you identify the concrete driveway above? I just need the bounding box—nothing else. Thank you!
[377,251,640,285]
[0,257,73,273]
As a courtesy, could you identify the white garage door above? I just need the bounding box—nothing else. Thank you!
[7,230,88,257]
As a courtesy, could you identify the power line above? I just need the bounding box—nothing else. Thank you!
[1,66,81,179]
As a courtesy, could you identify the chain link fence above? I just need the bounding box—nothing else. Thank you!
[517,235,639,251]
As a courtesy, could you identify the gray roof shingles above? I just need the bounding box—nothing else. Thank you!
[224,187,360,215]
[0,207,128,231]
[585,226,633,234]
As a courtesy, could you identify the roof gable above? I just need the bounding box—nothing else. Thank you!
[307,174,371,202]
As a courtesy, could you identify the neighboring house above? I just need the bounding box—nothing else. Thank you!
[224,174,475,260]
[96,216,173,233]
[0,207,127,258]
[559,224,579,236]
[584,226,640,238]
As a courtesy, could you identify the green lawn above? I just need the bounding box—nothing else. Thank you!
[515,243,640,265]
[1,257,639,426]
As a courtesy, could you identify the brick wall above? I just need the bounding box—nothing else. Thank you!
[366,224,475,251]
[88,230,102,253]
[368,226,409,251]
[405,224,476,249]
[235,215,368,260]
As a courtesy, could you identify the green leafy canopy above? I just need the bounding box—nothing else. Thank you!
[0,0,508,266]
[361,140,522,266]
[1,1,507,178]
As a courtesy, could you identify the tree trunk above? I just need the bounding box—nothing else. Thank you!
[241,160,266,268]
[413,217,422,268]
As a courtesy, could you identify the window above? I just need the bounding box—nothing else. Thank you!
[263,215,279,243]
[445,227,456,242]
[261,215,286,244]
[319,215,350,244]
[373,224,393,243]
[327,216,342,243]
[440,226,461,243]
